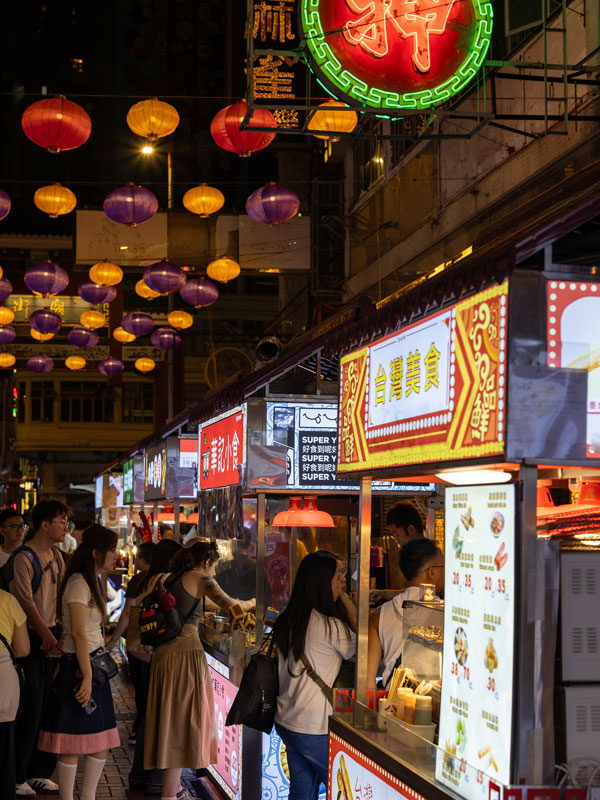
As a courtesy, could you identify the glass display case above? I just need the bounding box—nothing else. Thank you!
[402,599,444,682]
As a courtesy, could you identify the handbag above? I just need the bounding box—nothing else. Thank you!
[0,630,25,688]
[139,571,195,648]
[226,635,279,734]
[90,648,118,684]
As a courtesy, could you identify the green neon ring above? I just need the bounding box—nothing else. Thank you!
[300,0,493,111]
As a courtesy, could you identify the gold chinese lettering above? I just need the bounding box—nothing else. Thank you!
[374,364,386,405]
[389,356,403,400]
[424,342,441,391]
[406,350,421,396]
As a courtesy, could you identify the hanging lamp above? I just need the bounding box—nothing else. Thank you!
[272,497,304,527]
[287,496,334,527]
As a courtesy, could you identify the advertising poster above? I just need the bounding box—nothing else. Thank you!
[338,283,508,473]
[145,443,167,500]
[262,728,326,800]
[436,484,516,800]
[206,654,242,800]
[328,731,428,800]
[199,405,247,490]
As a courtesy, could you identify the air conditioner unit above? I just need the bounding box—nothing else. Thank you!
[559,685,600,785]
[561,552,600,681]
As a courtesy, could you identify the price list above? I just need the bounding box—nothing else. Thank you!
[435,484,516,800]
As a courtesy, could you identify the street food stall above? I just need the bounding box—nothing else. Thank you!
[326,269,600,800]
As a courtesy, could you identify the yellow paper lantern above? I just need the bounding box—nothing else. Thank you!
[307,100,358,142]
[135,279,160,300]
[0,307,14,325]
[0,353,15,368]
[207,257,240,283]
[80,310,105,329]
[135,357,155,373]
[183,184,224,217]
[66,355,86,371]
[113,326,136,343]
[31,329,55,342]
[127,98,180,142]
[168,310,193,330]
[34,183,77,218]
[0,266,3,279]
[89,260,123,287]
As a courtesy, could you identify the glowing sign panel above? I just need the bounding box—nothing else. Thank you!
[199,405,247,490]
[338,283,507,472]
[300,0,493,110]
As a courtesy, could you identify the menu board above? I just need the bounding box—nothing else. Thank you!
[436,483,516,800]
[206,654,242,800]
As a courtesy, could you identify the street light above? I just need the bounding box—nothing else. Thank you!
[140,145,172,210]
[142,144,154,154]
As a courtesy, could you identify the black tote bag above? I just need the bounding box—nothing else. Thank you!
[226,636,279,734]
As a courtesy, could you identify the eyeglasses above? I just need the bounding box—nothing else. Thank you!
[52,517,70,528]
[2,523,25,531]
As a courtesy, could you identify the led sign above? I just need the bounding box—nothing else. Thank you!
[145,443,167,501]
[123,459,134,505]
[338,283,508,472]
[199,405,247,490]
[299,0,493,111]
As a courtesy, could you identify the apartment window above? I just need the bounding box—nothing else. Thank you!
[122,382,153,424]
[354,120,384,201]
[31,381,54,423]
[60,381,113,423]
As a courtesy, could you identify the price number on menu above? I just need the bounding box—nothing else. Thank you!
[451,661,470,681]
[464,573,472,588]
[487,677,495,692]
[497,579,506,594]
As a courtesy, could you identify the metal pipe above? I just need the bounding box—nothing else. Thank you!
[354,475,372,720]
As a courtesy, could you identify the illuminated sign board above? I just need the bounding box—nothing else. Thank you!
[145,443,167,501]
[94,475,103,510]
[338,283,507,473]
[175,437,198,499]
[546,278,600,457]
[299,0,493,111]
[199,405,247,490]
[123,459,134,505]
[205,653,243,800]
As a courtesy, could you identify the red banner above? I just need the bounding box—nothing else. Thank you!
[338,283,508,473]
[199,406,246,490]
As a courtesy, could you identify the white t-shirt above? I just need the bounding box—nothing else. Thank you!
[379,585,421,687]
[275,609,356,735]
[61,574,104,654]
[0,550,10,567]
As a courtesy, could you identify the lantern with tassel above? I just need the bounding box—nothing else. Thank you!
[180,277,218,308]
[103,184,158,227]
[183,184,224,217]
[206,257,240,283]
[24,261,69,297]
[210,101,276,157]
[246,182,299,226]
[89,260,123,287]
[34,183,77,218]
[121,312,155,337]
[135,357,155,373]
[66,355,86,371]
[99,357,124,377]
[0,354,15,368]
[30,309,62,335]
[21,96,91,153]
[27,355,54,373]
[68,326,99,348]
[126,98,179,142]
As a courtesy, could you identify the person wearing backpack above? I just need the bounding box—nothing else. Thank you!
[272,550,356,800]
[8,499,68,798]
[0,508,26,567]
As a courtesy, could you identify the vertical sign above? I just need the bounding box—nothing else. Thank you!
[199,405,247,490]
[123,459,134,505]
[436,483,516,800]
[206,654,242,800]
[145,443,167,500]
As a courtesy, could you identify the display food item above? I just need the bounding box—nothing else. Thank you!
[494,541,509,571]
[454,627,468,665]
[456,718,466,753]
[337,754,354,800]
[461,508,475,530]
[443,740,457,770]
[408,624,444,651]
[420,583,436,602]
[490,511,504,536]
[484,638,498,673]
[477,744,491,759]
[453,526,464,556]
[478,745,498,772]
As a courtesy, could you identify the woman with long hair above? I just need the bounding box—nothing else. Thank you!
[38,524,119,800]
[272,550,356,800]
[144,540,255,800]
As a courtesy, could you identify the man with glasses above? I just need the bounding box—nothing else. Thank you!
[0,508,26,567]
[9,500,69,798]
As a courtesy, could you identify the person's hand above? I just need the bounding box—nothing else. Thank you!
[245,597,256,612]
[105,637,118,652]
[40,629,58,654]
[74,675,92,707]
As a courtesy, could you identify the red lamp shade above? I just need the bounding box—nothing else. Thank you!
[21,96,91,153]
[272,497,303,526]
[179,277,219,308]
[0,189,11,221]
[68,326,99,348]
[210,101,277,157]
[99,357,124,377]
[150,327,181,350]
[0,278,13,302]
[29,309,62,334]
[78,281,117,305]
[121,311,155,337]
[27,355,54,373]
[186,512,199,524]
[287,496,334,527]
[246,182,300,226]
[143,260,186,295]
[103,184,158,227]
[24,261,69,297]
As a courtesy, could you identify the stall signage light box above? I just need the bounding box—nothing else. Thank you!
[338,283,508,473]
[199,405,247,490]
[546,278,600,457]
[299,0,492,111]
[145,442,167,500]
[436,483,516,800]
[205,653,243,800]
[123,459,134,505]
[174,437,198,499]
[266,401,433,492]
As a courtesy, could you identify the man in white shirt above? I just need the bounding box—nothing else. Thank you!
[0,508,26,567]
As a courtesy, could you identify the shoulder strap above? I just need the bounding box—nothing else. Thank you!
[299,654,333,705]
[11,546,44,593]
[0,630,18,668]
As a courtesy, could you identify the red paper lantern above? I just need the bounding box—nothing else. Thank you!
[210,101,276,158]
[21,96,91,154]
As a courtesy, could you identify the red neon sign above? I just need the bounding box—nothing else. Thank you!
[199,407,246,490]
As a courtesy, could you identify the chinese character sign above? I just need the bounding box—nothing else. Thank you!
[199,406,247,490]
[338,283,507,472]
[300,0,492,111]
[145,444,167,500]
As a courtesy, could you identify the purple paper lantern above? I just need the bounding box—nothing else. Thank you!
[24,261,69,297]
[0,278,13,302]
[68,326,99,348]
[0,326,16,344]
[29,309,62,335]
[121,311,155,337]
[180,277,219,308]
[150,327,182,351]
[78,281,116,305]
[103,184,158,227]
[0,189,11,221]
[99,357,124,377]
[143,260,186,295]
[245,182,300,226]
[27,355,54,374]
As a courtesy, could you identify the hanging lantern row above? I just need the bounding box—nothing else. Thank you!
[0,352,161,374]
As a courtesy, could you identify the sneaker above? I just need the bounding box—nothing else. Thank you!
[28,778,59,794]
[15,784,36,798]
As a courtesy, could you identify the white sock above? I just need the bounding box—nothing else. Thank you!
[57,760,78,800]
[80,755,106,800]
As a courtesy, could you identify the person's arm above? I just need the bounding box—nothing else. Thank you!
[199,575,255,612]
[12,621,30,658]
[70,601,93,707]
[105,597,133,651]
[366,608,383,690]
[11,554,57,653]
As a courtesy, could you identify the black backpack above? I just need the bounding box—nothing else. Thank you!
[138,571,198,648]
[0,544,63,594]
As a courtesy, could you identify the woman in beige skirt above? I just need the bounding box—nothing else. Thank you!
[144,540,255,800]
